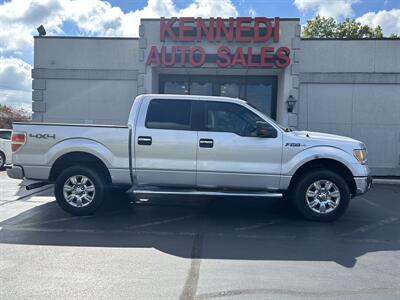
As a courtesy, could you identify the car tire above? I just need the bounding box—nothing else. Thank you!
[290,169,350,222]
[55,166,107,215]
[0,152,5,169]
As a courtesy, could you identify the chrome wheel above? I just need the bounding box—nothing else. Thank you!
[0,154,4,167]
[305,180,340,214]
[63,175,96,208]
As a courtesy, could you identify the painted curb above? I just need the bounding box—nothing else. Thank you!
[373,179,400,185]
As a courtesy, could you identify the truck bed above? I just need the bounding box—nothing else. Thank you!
[12,122,131,184]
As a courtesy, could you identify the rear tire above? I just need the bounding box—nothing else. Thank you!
[290,169,350,222]
[55,166,106,215]
[0,152,5,169]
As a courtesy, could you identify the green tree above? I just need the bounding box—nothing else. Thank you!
[373,25,384,38]
[337,18,362,38]
[303,15,388,38]
[303,15,338,38]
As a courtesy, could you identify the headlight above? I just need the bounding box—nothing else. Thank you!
[353,149,368,164]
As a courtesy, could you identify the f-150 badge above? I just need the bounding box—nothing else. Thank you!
[285,142,306,147]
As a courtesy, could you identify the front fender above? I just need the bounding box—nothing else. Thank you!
[282,146,365,177]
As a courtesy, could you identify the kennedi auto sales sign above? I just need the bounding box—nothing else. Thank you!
[146,17,290,68]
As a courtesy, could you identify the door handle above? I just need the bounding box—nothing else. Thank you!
[199,138,214,148]
[138,136,152,145]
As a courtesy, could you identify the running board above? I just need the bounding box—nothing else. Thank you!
[129,188,282,198]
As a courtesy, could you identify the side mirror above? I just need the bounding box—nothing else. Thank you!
[256,121,277,138]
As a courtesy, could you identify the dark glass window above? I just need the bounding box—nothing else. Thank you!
[146,99,192,130]
[205,101,263,137]
[163,80,188,94]
[159,75,277,119]
[190,79,212,96]
[217,77,245,99]
[0,131,11,140]
[246,81,273,116]
[219,82,240,98]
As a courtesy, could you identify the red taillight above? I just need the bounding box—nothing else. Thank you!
[11,132,26,153]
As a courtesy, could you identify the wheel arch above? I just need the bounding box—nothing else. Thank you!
[49,151,112,183]
[288,158,357,196]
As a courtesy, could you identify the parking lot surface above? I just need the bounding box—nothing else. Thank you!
[0,171,399,299]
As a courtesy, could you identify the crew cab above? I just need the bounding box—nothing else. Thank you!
[7,94,372,221]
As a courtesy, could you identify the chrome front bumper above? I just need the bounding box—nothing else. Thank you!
[5,164,24,179]
[354,176,372,195]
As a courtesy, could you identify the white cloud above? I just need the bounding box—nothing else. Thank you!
[0,57,32,109]
[0,0,65,52]
[249,8,256,17]
[0,57,31,91]
[63,0,178,37]
[0,0,238,53]
[357,9,400,35]
[178,0,238,18]
[64,0,238,37]
[293,0,358,19]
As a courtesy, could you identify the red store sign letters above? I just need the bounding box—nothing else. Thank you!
[146,17,291,68]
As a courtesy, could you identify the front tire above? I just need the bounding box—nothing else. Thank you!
[55,166,106,215]
[290,169,350,222]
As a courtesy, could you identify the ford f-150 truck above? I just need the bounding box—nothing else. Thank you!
[7,94,372,221]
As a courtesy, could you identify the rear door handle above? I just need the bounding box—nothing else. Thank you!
[199,138,214,148]
[138,136,152,145]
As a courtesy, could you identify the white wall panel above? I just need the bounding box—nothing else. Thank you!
[301,83,400,174]
[44,79,137,125]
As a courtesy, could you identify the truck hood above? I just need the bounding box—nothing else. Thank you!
[291,131,364,147]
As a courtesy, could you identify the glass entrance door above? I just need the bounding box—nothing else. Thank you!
[159,75,277,119]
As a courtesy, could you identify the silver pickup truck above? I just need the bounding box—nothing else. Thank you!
[7,94,371,221]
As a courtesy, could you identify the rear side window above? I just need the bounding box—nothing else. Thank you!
[0,131,11,140]
[146,99,192,130]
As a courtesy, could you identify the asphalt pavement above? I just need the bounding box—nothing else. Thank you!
[0,170,399,299]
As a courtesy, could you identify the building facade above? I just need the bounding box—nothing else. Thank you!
[31,17,400,176]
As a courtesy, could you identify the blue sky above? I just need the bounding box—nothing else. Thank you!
[0,0,399,110]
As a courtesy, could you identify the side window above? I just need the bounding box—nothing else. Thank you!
[0,131,11,140]
[205,101,263,137]
[146,99,192,130]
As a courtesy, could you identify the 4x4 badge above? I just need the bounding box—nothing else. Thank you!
[29,133,56,139]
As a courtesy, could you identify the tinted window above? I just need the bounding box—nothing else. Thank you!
[159,75,277,119]
[0,131,11,140]
[190,79,212,96]
[163,80,188,94]
[146,99,192,130]
[205,102,263,137]
[246,81,273,116]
